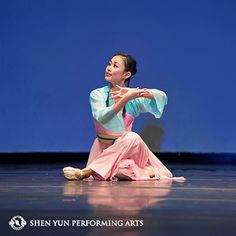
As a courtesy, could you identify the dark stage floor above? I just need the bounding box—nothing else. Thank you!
[0,162,236,236]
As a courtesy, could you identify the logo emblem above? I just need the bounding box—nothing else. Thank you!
[9,216,27,231]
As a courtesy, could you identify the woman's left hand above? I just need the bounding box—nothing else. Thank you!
[139,88,155,100]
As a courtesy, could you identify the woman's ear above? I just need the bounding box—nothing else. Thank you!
[123,71,131,80]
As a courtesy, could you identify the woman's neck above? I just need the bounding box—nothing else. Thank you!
[110,82,125,91]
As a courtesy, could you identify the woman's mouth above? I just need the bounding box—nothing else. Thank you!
[106,72,112,77]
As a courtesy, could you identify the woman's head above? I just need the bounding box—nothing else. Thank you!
[105,52,137,87]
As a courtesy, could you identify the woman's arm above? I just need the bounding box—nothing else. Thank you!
[90,89,117,124]
[111,85,167,118]
[111,85,155,113]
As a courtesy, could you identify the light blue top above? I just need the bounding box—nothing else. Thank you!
[89,84,168,133]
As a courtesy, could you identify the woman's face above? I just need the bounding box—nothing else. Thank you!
[105,56,130,86]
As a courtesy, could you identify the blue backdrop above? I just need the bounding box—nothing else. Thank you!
[1,0,235,152]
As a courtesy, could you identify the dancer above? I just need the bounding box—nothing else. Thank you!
[63,53,185,181]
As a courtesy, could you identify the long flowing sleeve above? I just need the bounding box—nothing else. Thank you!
[126,89,167,118]
[89,88,116,124]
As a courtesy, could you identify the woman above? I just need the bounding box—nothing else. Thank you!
[63,53,185,181]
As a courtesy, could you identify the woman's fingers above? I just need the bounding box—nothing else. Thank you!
[110,87,150,99]
[111,94,122,99]
[139,90,150,97]
[110,91,119,95]
[115,85,122,90]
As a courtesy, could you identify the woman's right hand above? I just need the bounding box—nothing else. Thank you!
[111,85,144,102]
[111,85,146,113]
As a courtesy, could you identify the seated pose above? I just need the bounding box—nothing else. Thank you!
[63,53,185,181]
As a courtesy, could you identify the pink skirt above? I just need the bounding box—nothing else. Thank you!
[86,131,185,181]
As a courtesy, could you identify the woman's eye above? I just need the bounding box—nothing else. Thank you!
[114,64,118,68]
